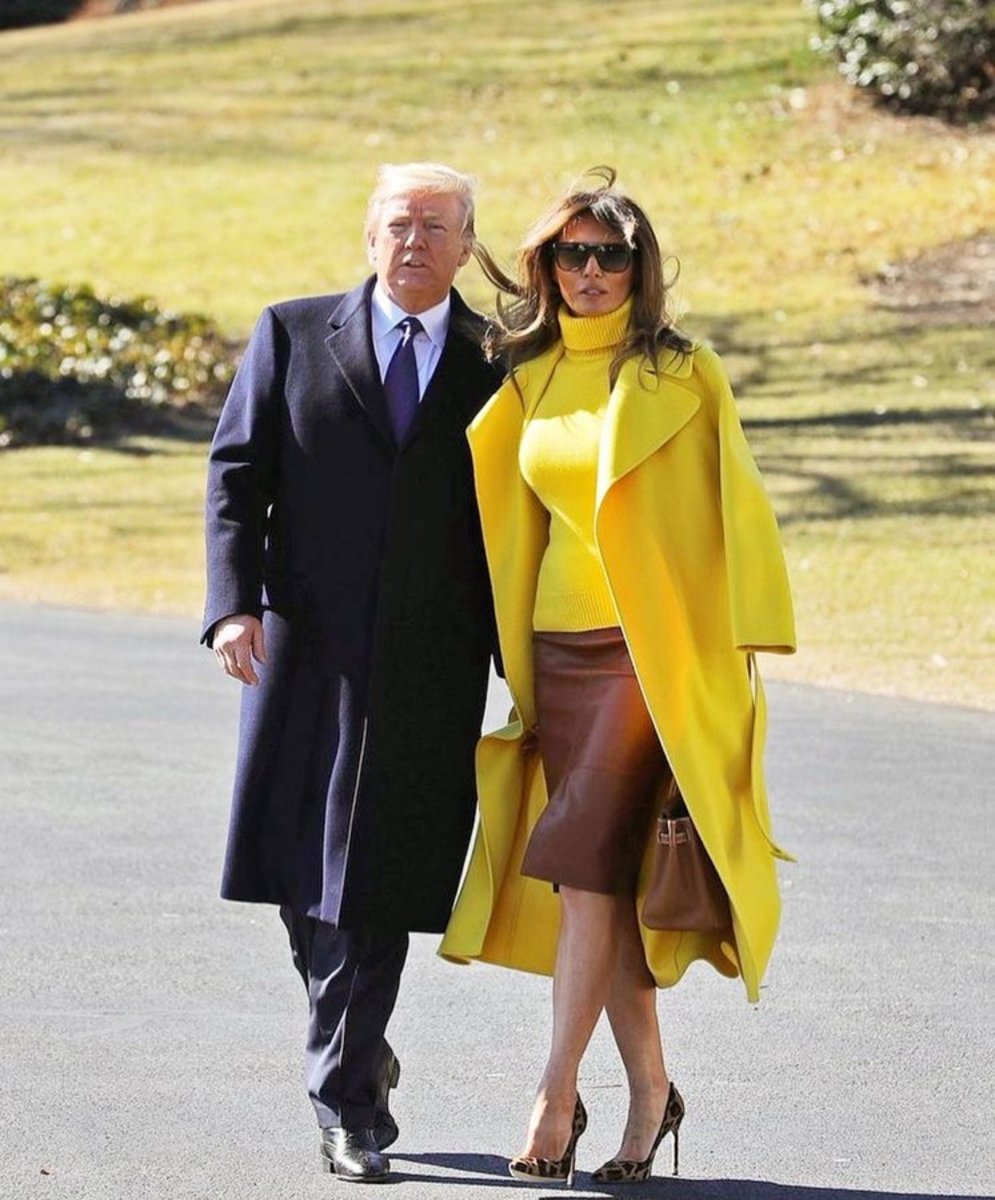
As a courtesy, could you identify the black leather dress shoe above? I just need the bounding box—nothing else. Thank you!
[372,1048,400,1151]
[319,1128,390,1182]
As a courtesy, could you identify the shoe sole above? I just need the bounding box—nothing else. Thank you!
[507,1164,570,1183]
[319,1156,391,1183]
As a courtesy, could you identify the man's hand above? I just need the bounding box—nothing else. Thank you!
[213,614,267,685]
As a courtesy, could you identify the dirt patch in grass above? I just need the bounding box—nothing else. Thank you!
[870,233,995,327]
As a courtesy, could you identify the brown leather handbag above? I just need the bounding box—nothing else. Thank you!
[641,779,731,932]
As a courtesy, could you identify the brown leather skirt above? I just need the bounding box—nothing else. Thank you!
[521,627,671,895]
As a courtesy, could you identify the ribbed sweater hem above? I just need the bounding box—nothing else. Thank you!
[533,591,619,632]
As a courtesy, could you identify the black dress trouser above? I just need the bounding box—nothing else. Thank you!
[279,905,409,1130]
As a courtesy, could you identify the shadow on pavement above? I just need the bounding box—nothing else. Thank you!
[641,1185,991,1200]
[392,1151,529,1187]
[393,1155,988,1199]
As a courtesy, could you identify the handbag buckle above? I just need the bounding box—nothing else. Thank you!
[657,817,691,846]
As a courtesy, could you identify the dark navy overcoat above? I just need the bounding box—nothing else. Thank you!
[203,279,502,933]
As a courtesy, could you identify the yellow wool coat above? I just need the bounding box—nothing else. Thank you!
[439,340,796,1002]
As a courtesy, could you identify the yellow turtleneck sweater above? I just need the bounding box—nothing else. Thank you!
[519,298,632,632]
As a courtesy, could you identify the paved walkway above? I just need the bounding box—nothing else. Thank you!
[1,603,992,1199]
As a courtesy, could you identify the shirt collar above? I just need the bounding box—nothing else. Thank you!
[371,283,451,350]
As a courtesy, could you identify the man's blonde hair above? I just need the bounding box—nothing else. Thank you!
[365,162,477,238]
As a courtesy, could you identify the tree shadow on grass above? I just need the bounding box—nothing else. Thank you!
[695,312,993,402]
[744,404,995,523]
[686,310,994,525]
[747,407,991,434]
[757,447,992,525]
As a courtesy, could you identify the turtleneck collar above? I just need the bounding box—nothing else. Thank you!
[557,295,633,356]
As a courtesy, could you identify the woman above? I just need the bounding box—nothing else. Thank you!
[442,168,796,1186]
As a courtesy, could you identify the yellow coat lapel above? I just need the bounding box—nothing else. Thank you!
[596,352,700,513]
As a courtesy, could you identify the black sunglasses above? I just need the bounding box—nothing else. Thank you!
[551,241,635,273]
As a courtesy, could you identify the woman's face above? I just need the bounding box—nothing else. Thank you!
[551,214,635,318]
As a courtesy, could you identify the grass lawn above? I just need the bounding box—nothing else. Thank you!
[0,0,992,709]
[721,314,993,709]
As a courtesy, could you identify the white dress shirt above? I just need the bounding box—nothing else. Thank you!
[371,284,451,400]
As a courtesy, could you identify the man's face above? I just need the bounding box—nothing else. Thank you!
[367,190,473,313]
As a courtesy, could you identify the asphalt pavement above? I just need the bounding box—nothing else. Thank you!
[1,602,992,1200]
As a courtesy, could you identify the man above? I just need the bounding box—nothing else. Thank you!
[202,163,501,1182]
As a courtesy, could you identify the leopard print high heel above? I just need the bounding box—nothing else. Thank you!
[590,1082,685,1184]
[508,1095,588,1188]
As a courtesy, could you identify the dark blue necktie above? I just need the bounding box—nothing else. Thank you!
[383,316,423,445]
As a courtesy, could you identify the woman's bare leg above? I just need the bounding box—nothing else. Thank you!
[604,900,670,1160]
[518,887,624,1159]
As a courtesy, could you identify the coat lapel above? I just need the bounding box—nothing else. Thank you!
[323,278,395,450]
[595,349,700,513]
[510,345,564,420]
[404,289,489,445]
[406,332,465,444]
[504,339,700,512]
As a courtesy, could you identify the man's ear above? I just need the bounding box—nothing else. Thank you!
[456,236,473,269]
[366,233,378,266]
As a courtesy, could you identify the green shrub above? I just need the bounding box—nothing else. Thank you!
[0,277,237,448]
[810,0,995,122]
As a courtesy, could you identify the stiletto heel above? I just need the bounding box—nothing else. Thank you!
[508,1095,587,1186]
[591,1081,685,1185]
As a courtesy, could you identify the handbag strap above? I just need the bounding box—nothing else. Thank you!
[658,773,686,820]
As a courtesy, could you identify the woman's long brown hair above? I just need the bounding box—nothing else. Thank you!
[474,167,691,385]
